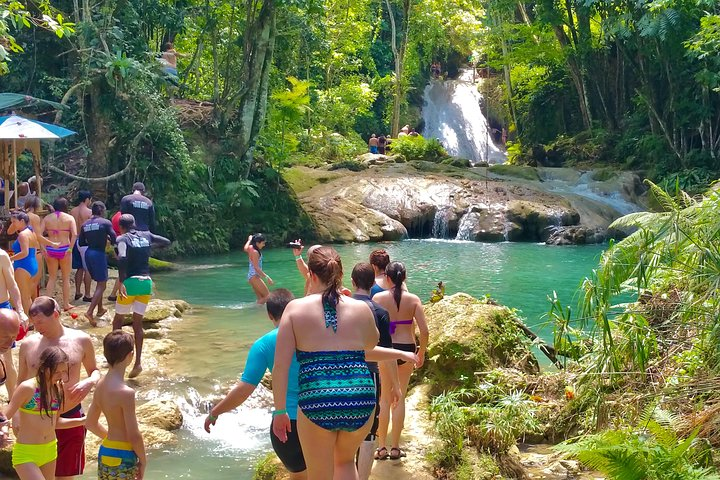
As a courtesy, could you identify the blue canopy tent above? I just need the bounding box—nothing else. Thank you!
[0,115,76,210]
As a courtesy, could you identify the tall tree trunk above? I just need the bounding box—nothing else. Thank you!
[85,81,111,199]
[385,0,411,137]
[551,25,592,130]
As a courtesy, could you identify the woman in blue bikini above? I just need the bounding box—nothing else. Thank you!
[244,233,273,304]
[272,246,379,479]
[372,262,429,461]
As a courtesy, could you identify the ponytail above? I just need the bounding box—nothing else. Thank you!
[321,258,342,307]
[308,247,345,308]
[386,262,407,310]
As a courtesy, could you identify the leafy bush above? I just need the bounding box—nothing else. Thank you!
[556,408,719,480]
[389,135,448,162]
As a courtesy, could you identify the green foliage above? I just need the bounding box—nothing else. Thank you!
[554,181,720,389]
[253,452,281,480]
[390,135,448,162]
[556,408,720,480]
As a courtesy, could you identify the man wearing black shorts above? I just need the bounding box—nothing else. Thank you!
[351,262,401,479]
[204,289,306,479]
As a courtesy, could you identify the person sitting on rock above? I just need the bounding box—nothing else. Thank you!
[112,214,171,378]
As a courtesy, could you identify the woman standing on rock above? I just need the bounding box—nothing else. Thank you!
[40,197,77,311]
[244,233,273,304]
[372,262,429,460]
[272,246,379,479]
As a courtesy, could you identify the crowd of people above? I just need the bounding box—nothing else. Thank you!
[223,243,429,479]
[0,180,169,479]
[0,193,430,480]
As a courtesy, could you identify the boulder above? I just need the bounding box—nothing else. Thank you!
[545,225,606,245]
[424,293,538,392]
[505,200,580,242]
[136,399,184,431]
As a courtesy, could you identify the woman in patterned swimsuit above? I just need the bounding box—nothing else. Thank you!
[273,246,379,479]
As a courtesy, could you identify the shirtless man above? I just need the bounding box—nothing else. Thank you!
[0,245,28,397]
[19,296,101,480]
[70,191,93,302]
[0,310,20,447]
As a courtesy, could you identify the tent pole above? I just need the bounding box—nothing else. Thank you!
[12,140,17,209]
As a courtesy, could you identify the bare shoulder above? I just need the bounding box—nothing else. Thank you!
[66,327,92,342]
[118,384,137,404]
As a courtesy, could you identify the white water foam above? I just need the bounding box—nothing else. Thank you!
[422,69,506,164]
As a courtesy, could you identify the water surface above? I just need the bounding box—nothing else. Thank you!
[83,240,605,479]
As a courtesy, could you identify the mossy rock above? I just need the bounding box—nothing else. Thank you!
[254,452,288,480]
[488,164,541,181]
[424,293,538,393]
[149,257,176,272]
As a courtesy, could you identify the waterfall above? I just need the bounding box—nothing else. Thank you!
[432,206,452,239]
[455,212,475,240]
[422,69,507,165]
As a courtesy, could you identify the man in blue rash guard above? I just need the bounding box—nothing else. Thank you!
[204,289,306,479]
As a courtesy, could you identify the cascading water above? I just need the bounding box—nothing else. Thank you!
[432,206,453,239]
[422,69,507,164]
[455,212,476,240]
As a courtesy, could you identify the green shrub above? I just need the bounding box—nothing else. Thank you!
[253,452,281,480]
[389,134,448,162]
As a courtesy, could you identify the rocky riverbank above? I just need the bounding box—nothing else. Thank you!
[0,298,190,477]
[286,162,646,245]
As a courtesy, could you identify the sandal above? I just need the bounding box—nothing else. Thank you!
[374,447,389,460]
[108,296,117,302]
[389,447,406,460]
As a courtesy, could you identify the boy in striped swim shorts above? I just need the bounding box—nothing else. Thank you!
[112,214,170,378]
[86,330,146,480]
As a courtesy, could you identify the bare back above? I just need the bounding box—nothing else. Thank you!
[42,211,76,245]
[0,250,15,303]
[70,205,92,230]
[286,294,378,352]
[93,376,136,442]
[374,289,422,344]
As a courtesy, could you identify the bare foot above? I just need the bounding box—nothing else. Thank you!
[128,365,143,378]
[96,308,107,318]
[83,312,97,327]
[63,305,74,312]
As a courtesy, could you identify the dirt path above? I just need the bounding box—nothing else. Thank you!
[370,385,437,480]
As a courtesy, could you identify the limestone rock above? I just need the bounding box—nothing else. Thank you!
[505,200,580,242]
[136,399,184,431]
[424,293,538,392]
[145,338,177,356]
[545,225,607,245]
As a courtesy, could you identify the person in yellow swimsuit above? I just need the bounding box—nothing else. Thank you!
[2,346,85,480]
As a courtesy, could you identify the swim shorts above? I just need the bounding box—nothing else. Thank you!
[72,242,88,270]
[98,439,139,480]
[84,249,109,282]
[115,276,153,316]
[270,420,306,473]
[12,439,57,467]
[56,405,86,476]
